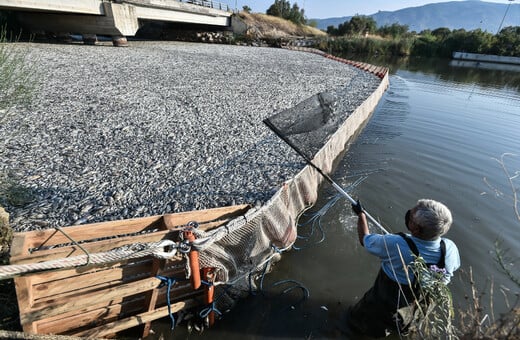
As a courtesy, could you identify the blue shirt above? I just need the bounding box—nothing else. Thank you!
[364,233,460,284]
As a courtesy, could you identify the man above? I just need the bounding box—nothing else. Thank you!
[347,199,460,338]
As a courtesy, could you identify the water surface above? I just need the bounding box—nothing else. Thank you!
[152,57,520,339]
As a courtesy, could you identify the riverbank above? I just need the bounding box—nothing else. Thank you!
[0,41,381,232]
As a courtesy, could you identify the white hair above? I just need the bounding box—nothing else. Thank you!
[412,199,453,240]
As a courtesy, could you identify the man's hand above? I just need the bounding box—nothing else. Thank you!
[351,200,363,216]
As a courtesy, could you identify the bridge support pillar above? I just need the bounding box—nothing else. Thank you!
[17,2,139,45]
[112,35,129,47]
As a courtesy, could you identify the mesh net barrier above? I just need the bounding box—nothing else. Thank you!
[264,80,362,160]
[191,72,390,312]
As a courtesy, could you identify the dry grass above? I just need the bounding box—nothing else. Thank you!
[238,12,326,40]
[0,207,11,265]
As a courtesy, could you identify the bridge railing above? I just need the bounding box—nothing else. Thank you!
[182,0,232,12]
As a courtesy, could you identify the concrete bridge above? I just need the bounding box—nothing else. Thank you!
[0,0,235,45]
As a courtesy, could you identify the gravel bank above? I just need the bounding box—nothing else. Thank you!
[0,41,380,232]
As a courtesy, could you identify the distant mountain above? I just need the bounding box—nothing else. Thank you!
[312,1,520,33]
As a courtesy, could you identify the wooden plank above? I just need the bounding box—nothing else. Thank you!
[22,278,193,324]
[32,262,187,306]
[163,204,250,229]
[17,218,229,264]
[22,277,161,324]
[10,229,177,264]
[35,288,201,336]
[196,218,234,231]
[32,263,152,304]
[11,205,250,337]
[27,280,200,335]
[141,258,163,337]
[11,215,165,253]
[28,257,156,286]
[11,205,250,264]
[72,299,199,338]
[27,256,187,304]
[34,297,146,335]
[9,232,29,257]
[12,204,249,253]
[13,217,228,264]
[13,276,34,314]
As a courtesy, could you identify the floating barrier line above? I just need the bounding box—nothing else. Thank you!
[283,46,389,80]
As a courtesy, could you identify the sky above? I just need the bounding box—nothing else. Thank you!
[233,0,514,19]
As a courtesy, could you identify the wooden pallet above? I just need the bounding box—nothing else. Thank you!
[9,204,250,338]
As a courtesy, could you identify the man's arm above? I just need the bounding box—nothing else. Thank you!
[357,212,369,246]
[352,200,370,246]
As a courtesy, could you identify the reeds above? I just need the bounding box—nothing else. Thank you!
[0,26,38,123]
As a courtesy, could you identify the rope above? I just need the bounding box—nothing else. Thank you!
[199,280,222,319]
[156,275,177,330]
[294,176,368,250]
[0,240,178,280]
[294,193,342,250]
[199,301,222,319]
[225,243,293,287]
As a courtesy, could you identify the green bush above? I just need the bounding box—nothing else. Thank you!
[323,36,413,58]
[324,24,520,58]
[411,35,441,57]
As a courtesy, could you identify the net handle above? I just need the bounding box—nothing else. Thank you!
[263,118,389,235]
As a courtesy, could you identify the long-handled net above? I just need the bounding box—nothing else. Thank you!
[263,87,389,234]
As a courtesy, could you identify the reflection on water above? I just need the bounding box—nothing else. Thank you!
[363,55,520,91]
[149,58,520,339]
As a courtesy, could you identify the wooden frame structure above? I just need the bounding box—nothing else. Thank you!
[9,204,250,338]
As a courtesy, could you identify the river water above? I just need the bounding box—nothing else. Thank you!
[152,58,520,339]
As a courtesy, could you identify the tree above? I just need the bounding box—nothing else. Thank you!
[287,3,305,25]
[419,29,432,36]
[347,16,377,36]
[328,15,377,37]
[438,28,495,57]
[242,5,252,13]
[266,0,290,18]
[493,26,520,56]
[431,27,451,41]
[266,0,306,25]
[326,25,338,35]
[378,23,409,38]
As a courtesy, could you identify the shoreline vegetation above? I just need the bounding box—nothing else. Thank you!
[321,15,519,59]
[0,6,519,339]
[1,10,519,59]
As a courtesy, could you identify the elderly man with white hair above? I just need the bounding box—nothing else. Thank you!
[346,199,460,338]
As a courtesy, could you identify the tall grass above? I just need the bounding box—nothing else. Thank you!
[238,12,326,39]
[319,36,414,58]
[447,153,519,339]
[0,24,39,332]
[0,25,39,256]
[0,27,37,123]
[408,257,457,339]
[0,25,38,205]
